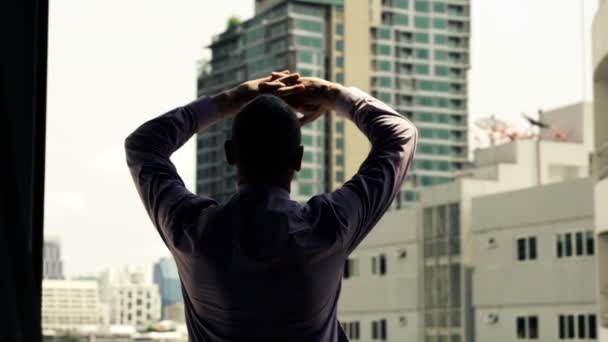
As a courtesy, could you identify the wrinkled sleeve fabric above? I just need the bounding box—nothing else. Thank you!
[321,87,418,255]
[125,96,220,248]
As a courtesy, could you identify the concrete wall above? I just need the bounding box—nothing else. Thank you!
[343,0,371,180]
[593,1,608,339]
[338,208,421,341]
[476,304,598,341]
[473,179,596,341]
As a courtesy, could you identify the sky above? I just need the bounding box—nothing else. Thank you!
[46,0,598,278]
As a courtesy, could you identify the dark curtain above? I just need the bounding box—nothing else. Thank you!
[0,0,48,341]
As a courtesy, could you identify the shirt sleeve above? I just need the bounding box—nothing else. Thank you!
[124,96,221,249]
[319,87,418,255]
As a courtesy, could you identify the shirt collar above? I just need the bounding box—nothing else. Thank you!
[237,183,291,200]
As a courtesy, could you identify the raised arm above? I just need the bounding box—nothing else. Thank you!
[125,72,303,248]
[331,87,417,253]
[287,78,417,254]
[124,95,221,248]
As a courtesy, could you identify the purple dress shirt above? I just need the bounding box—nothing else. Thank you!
[125,87,417,342]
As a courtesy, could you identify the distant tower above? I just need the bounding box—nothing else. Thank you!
[153,257,183,319]
[43,238,64,279]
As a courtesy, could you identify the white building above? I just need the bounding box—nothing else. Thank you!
[338,208,421,342]
[338,102,594,341]
[98,267,162,327]
[473,178,597,341]
[42,279,106,333]
[592,0,608,341]
[43,237,64,280]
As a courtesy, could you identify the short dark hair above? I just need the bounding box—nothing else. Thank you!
[231,94,301,177]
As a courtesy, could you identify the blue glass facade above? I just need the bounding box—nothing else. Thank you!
[153,257,183,318]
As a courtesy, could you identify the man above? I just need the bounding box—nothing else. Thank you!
[125,71,417,341]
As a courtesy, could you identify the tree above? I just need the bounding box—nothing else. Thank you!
[58,334,79,342]
[226,16,241,31]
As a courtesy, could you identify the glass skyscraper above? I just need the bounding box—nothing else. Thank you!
[153,257,183,319]
[197,0,345,203]
[359,0,470,207]
[197,0,469,207]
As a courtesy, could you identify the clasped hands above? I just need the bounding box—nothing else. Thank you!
[212,70,344,126]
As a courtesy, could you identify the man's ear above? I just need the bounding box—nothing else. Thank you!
[225,140,236,165]
[293,145,304,172]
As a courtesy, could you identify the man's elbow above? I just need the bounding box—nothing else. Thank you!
[124,132,140,165]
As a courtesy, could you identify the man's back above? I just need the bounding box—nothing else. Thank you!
[125,76,417,341]
[175,186,345,341]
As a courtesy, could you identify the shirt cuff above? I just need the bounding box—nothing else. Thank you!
[185,96,222,130]
[335,87,370,120]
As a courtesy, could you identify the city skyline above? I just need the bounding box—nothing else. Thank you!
[46,0,597,277]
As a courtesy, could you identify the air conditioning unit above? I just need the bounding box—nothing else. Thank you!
[398,249,407,259]
[486,313,499,324]
[488,237,497,249]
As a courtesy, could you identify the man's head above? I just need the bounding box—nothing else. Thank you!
[224,94,303,188]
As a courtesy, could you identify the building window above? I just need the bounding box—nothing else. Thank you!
[529,237,537,259]
[336,23,343,35]
[589,314,597,339]
[586,231,595,255]
[435,34,447,45]
[578,314,586,338]
[557,230,594,258]
[415,32,429,43]
[415,0,430,12]
[565,233,573,256]
[559,314,596,340]
[336,154,344,166]
[435,50,448,61]
[336,137,344,149]
[433,18,447,29]
[343,321,360,340]
[433,1,446,12]
[336,40,344,51]
[343,258,359,279]
[517,316,538,339]
[336,72,344,84]
[379,60,391,71]
[414,16,430,28]
[379,28,391,40]
[372,254,387,276]
[371,319,387,340]
[379,92,392,103]
[395,14,408,26]
[299,168,313,179]
[336,120,344,133]
[298,51,315,64]
[415,49,429,59]
[529,316,538,339]
[299,183,313,196]
[414,64,430,75]
[296,35,323,48]
[336,56,344,68]
[372,321,378,339]
[396,0,408,9]
[516,237,537,261]
[336,171,345,183]
[295,19,323,32]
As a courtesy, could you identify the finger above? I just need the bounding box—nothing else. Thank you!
[277,72,300,85]
[275,84,306,96]
[259,81,286,92]
[270,70,291,80]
